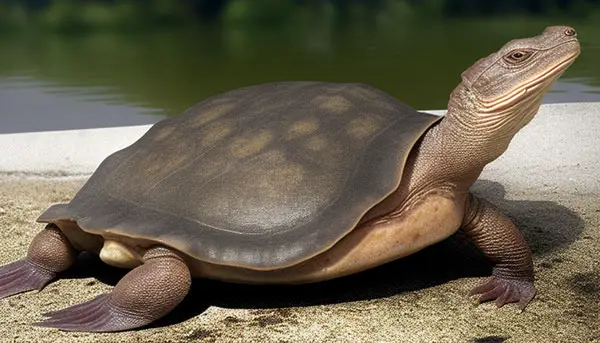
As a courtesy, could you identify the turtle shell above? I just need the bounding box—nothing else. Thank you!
[38,82,441,270]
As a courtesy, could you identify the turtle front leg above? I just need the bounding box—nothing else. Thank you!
[462,194,535,310]
[38,246,191,332]
[0,224,77,299]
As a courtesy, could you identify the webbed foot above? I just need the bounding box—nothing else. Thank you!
[469,276,536,310]
[0,224,76,299]
[37,293,151,332]
[0,259,55,299]
[37,246,191,332]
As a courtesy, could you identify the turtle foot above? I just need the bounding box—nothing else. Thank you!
[38,246,191,332]
[37,293,150,332]
[469,276,536,310]
[0,259,55,299]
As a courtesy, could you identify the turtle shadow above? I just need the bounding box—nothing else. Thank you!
[60,179,585,330]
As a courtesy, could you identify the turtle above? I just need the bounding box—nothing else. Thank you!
[0,26,580,332]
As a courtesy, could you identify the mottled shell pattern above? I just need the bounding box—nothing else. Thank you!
[38,82,440,269]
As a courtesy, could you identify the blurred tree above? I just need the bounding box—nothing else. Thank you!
[40,0,86,32]
[0,0,599,33]
[192,0,229,21]
[222,0,297,27]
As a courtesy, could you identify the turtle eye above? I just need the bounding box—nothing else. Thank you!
[504,49,534,64]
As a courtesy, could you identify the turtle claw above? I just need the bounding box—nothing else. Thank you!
[0,259,55,299]
[37,293,150,332]
[470,276,536,310]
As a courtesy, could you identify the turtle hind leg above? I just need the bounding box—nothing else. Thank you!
[38,246,191,332]
[0,224,77,299]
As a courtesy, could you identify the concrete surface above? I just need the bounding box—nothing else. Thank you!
[0,125,152,176]
[0,103,599,342]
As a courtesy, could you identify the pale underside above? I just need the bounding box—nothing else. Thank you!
[190,192,465,283]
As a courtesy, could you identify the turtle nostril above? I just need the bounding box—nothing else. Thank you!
[564,28,577,37]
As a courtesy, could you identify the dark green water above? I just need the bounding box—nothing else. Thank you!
[1,17,599,133]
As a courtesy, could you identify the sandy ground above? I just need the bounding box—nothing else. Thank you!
[0,176,598,343]
[0,102,599,342]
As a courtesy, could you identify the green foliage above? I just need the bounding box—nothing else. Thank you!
[0,3,29,32]
[0,0,599,33]
[40,0,86,32]
[222,0,296,27]
[147,0,194,25]
[3,0,192,33]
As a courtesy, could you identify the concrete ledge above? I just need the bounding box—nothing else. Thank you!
[0,125,152,176]
[1,103,599,191]
[478,102,600,193]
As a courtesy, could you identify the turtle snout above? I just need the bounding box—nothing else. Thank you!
[542,25,578,39]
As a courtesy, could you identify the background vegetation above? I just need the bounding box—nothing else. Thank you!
[0,0,600,33]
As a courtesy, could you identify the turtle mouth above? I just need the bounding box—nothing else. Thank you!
[478,43,580,114]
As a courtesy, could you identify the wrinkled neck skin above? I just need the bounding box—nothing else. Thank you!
[362,80,549,224]
[422,82,544,188]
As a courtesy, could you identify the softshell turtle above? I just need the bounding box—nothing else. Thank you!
[0,26,580,332]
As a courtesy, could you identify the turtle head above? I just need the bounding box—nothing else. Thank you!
[449,26,580,138]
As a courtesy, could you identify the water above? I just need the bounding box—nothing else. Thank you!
[1,18,599,133]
